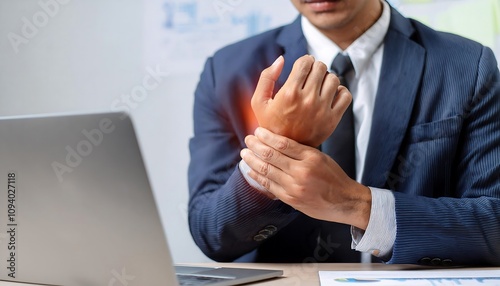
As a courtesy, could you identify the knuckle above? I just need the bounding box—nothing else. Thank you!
[261,147,274,160]
[309,151,326,165]
[275,138,289,151]
[290,165,308,182]
[326,73,336,83]
[258,161,270,176]
[299,54,315,64]
[298,64,310,75]
[329,73,341,86]
[337,87,353,103]
[308,152,322,164]
[313,61,328,73]
[296,171,310,183]
[282,88,298,100]
[302,96,315,108]
[295,56,313,74]
[257,175,271,190]
[294,184,307,194]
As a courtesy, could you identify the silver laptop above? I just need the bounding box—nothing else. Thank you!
[0,112,282,286]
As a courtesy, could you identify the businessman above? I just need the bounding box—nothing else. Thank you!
[188,0,500,265]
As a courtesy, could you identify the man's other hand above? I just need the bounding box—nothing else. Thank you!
[240,127,371,230]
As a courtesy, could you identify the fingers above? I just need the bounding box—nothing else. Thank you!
[240,148,285,199]
[331,86,352,113]
[252,55,285,105]
[244,133,290,170]
[284,55,342,106]
[287,55,315,91]
[320,73,341,107]
[252,127,311,160]
[242,130,300,196]
[303,61,328,95]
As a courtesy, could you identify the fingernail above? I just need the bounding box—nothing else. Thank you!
[254,127,262,137]
[272,55,283,66]
[240,148,248,158]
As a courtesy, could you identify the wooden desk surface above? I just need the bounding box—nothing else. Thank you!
[178,263,500,285]
[0,263,497,285]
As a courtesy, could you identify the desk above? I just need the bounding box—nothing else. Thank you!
[0,263,498,285]
[179,263,500,285]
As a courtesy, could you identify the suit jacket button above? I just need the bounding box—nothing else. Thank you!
[265,225,277,233]
[442,259,453,266]
[254,225,278,241]
[431,258,442,266]
[253,234,267,242]
[259,229,272,236]
[419,257,431,265]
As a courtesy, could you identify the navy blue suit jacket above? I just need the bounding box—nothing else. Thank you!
[188,7,500,265]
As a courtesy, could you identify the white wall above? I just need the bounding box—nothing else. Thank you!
[0,0,298,263]
[1,0,499,264]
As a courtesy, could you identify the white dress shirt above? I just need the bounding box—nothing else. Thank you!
[240,0,396,262]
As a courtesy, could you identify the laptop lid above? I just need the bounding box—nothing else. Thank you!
[0,112,178,285]
[0,111,283,286]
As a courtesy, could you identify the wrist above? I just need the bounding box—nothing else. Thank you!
[350,183,372,230]
[325,180,372,229]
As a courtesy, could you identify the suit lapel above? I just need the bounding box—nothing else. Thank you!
[361,10,426,188]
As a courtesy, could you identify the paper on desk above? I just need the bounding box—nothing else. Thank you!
[319,270,500,286]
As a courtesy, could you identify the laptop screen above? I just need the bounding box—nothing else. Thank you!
[0,112,178,285]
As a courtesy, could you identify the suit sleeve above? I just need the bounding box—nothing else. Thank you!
[187,58,297,262]
[389,47,500,265]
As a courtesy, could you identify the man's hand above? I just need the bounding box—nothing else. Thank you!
[251,55,352,147]
[240,127,371,230]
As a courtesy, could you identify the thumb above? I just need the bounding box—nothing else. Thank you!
[252,55,284,105]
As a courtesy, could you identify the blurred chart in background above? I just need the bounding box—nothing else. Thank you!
[142,0,298,74]
[144,0,500,75]
[391,0,500,65]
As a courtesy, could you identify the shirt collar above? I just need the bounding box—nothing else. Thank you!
[301,0,391,76]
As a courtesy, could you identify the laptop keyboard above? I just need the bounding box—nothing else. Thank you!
[177,274,232,285]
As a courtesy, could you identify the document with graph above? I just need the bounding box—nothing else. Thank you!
[319,269,500,285]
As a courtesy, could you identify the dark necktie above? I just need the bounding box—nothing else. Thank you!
[322,53,356,179]
[316,53,360,263]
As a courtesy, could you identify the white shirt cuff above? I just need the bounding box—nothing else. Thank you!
[238,160,269,193]
[351,187,396,259]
